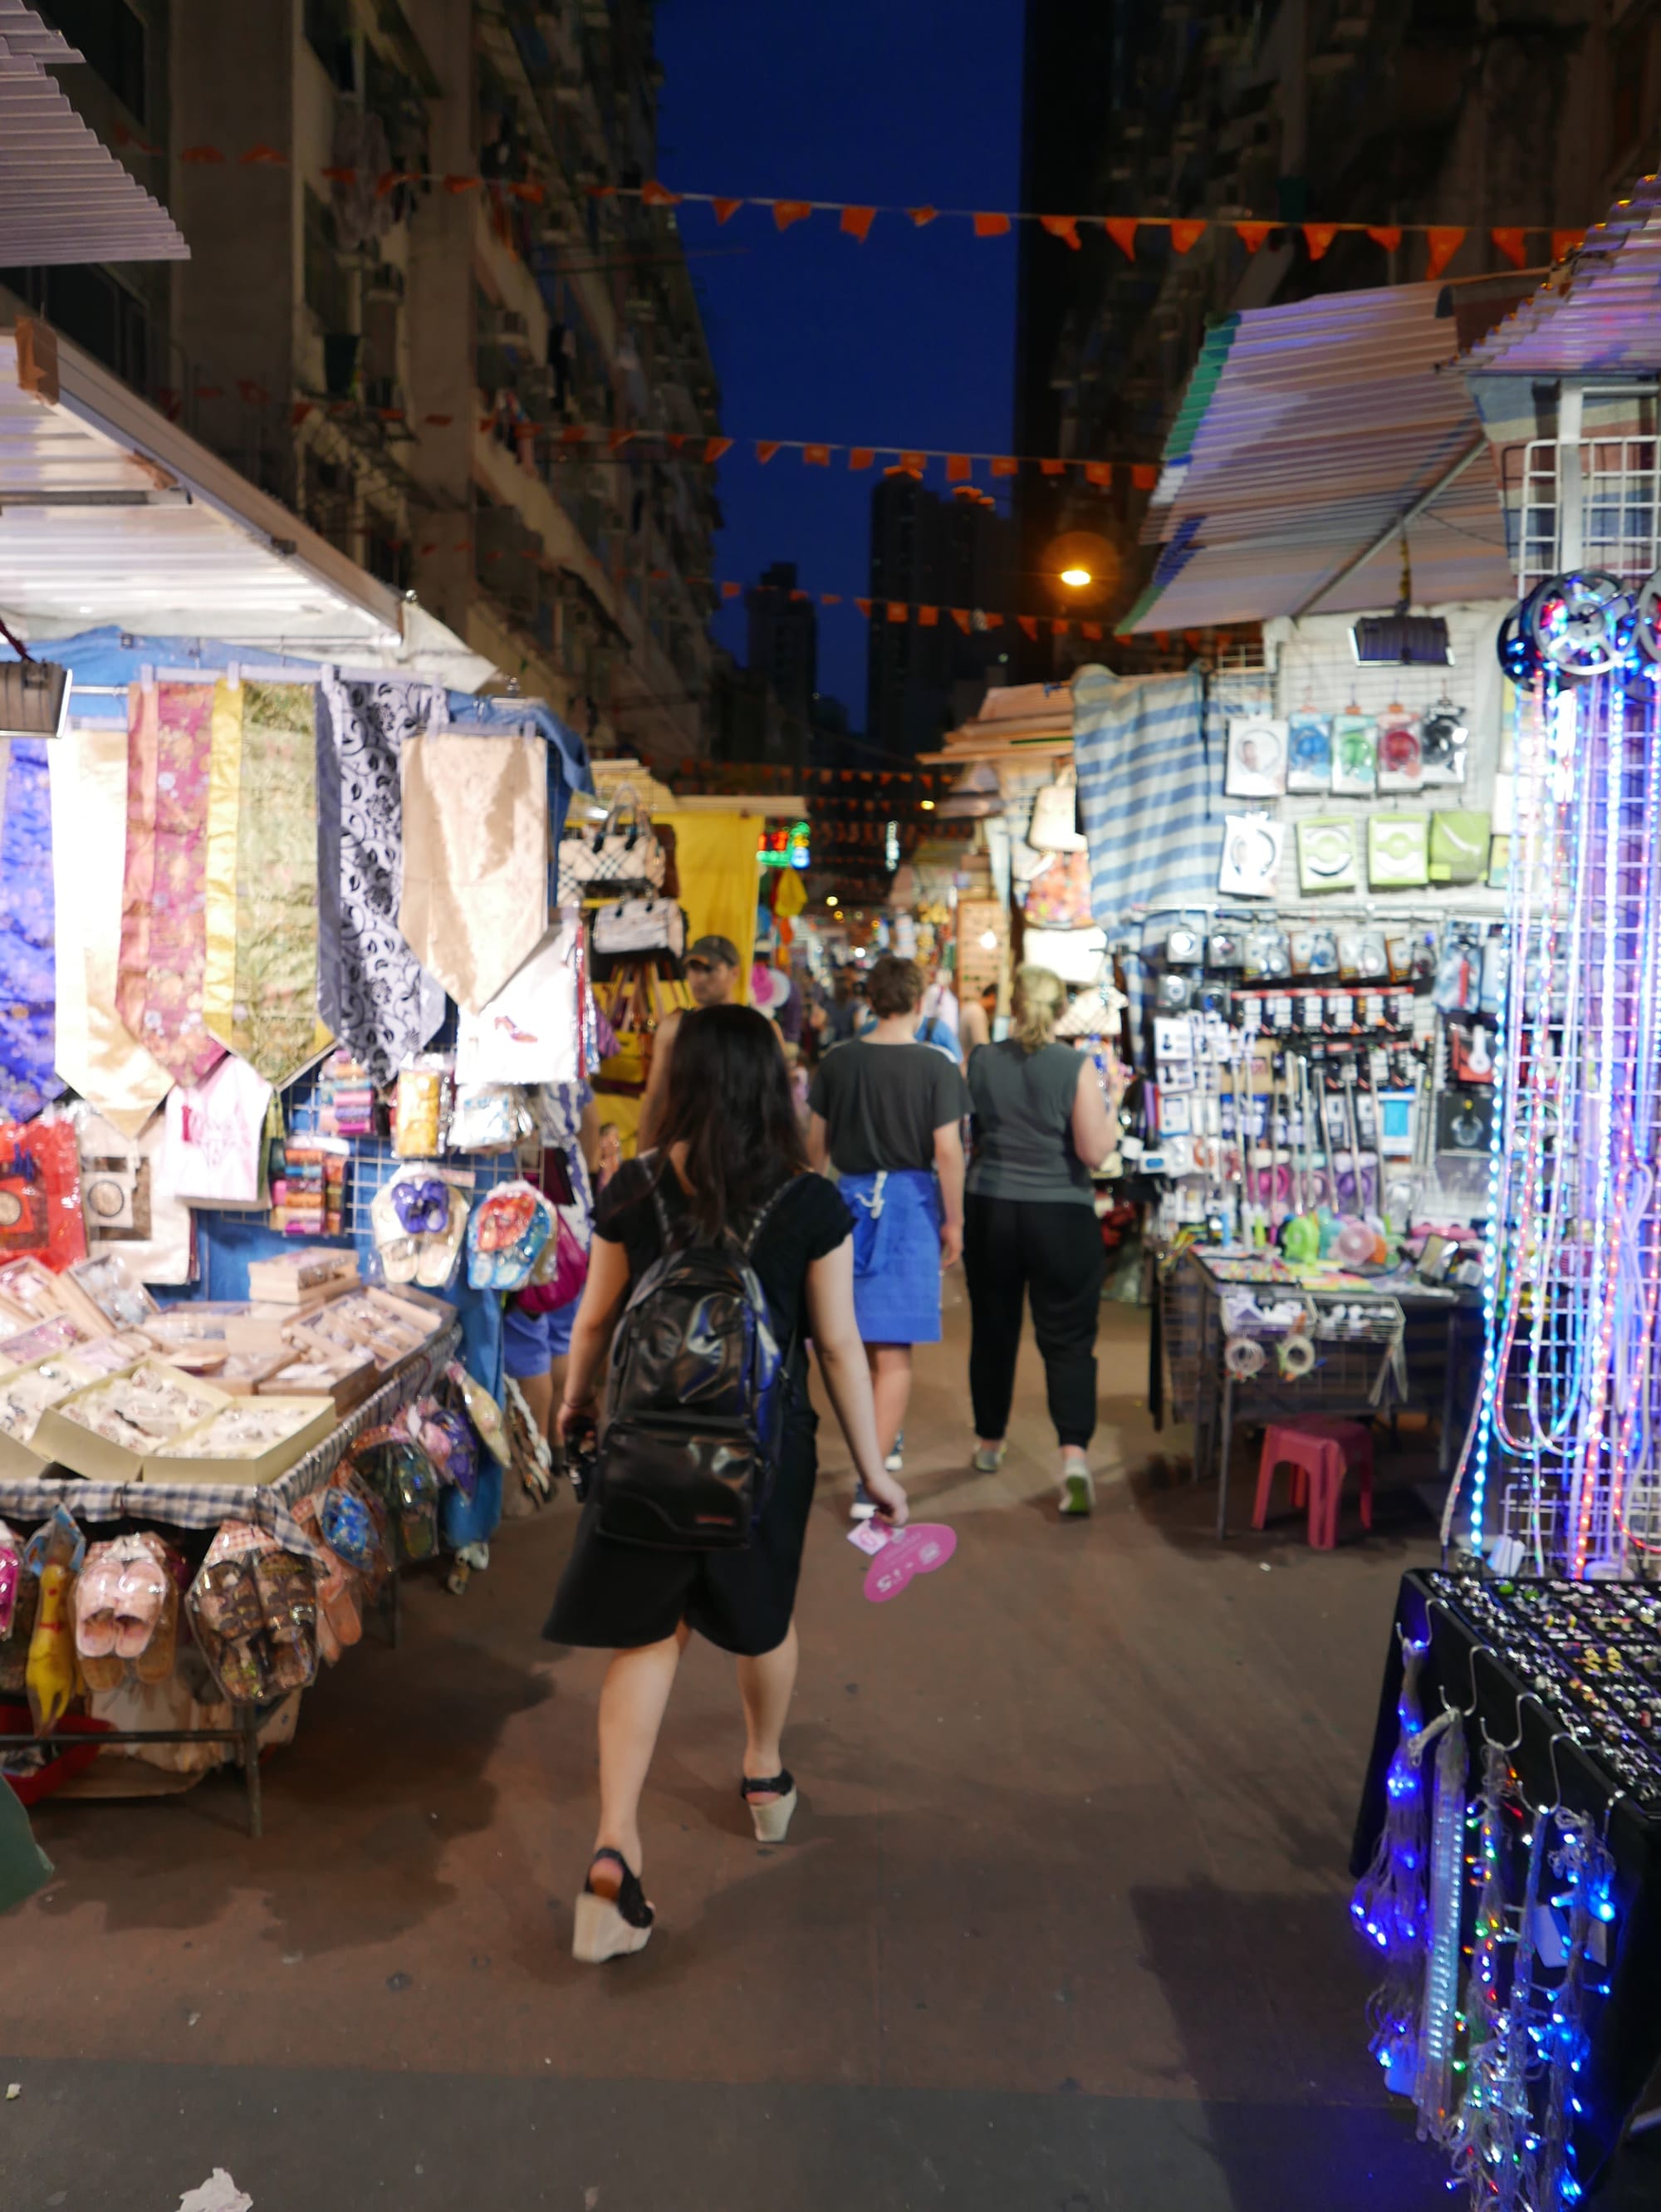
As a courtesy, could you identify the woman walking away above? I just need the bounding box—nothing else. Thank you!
[806,954,968,1516]
[548,1004,906,1963]
[963,965,1117,1518]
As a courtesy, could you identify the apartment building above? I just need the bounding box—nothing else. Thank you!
[2,0,723,759]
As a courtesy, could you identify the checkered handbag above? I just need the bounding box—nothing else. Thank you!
[556,786,666,903]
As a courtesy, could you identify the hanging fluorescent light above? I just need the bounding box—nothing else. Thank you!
[1351,612,1453,666]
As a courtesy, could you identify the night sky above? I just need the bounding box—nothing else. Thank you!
[654,0,1026,731]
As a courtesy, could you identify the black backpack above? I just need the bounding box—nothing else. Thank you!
[594,1159,797,1552]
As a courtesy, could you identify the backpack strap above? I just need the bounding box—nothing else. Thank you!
[636,1149,675,1245]
[740,1170,806,1259]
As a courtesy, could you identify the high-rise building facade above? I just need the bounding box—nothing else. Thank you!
[865,472,1013,760]
[2,0,723,761]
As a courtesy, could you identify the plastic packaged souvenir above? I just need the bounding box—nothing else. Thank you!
[371,1170,468,1292]
[1286,711,1333,792]
[466,1180,554,1292]
[1419,704,1468,787]
[518,1211,589,1314]
[1330,714,1378,797]
[1217,814,1282,899]
[448,1360,509,1466]
[394,1062,449,1159]
[58,1364,221,1451]
[289,1493,362,1662]
[350,1435,440,1562]
[71,1533,179,1691]
[0,1121,86,1273]
[1223,717,1288,798]
[447,1085,530,1155]
[317,1480,383,1575]
[22,1507,86,1734]
[0,1357,100,1443]
[1296,817,1358,895]
[1376,717,1423,793]
[66,1254,157,1332]
[157,1399,325,1462]
[407,1401,479,1502]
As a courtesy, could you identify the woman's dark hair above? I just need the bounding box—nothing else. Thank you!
[653,1003,806,1235]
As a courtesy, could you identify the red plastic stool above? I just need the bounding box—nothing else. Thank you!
[1252,1419,1374,1550]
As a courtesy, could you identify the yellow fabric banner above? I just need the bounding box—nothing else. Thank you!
[657,812,760,1004]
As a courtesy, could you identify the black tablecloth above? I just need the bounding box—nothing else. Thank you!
[1352,1570,1661,2190]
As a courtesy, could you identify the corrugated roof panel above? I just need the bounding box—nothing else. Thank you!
[1463,178,1661,378]
[0,2,187,264]
[1132,281,1511,630]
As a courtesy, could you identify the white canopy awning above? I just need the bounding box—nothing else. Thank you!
[0,316,492,685]
[0,2,188,265]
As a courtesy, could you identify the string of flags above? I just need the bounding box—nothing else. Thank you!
[103,125,1592,279]
[709,585,1129,645]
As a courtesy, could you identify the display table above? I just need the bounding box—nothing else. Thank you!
[1154,1248,1482,1535]
[0,1326,459,1835]
[1352,1571,1661,2197]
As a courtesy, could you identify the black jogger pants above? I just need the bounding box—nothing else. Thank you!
[963,1194,1105,1449]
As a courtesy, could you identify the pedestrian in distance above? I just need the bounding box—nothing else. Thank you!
[806,954,968,1515]
[549,1004,905,1963]
[638,932,741,1146]
[963,964,1118,1516]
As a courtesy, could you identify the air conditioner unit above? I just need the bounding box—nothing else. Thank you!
[0,658,71,738]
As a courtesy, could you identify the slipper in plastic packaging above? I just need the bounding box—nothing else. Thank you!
[350,1433,441,1563]
[187,1523,319,1704]
[465,1180,554,1291]
[317,1474,384,1577]
[0,1518,21,1642]
[448,1359,509,1465]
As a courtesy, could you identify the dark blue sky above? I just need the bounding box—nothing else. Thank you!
[654,1,1026,729]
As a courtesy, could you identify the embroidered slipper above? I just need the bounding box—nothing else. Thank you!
[573,1848,654,1963]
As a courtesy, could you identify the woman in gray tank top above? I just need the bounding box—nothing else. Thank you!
[963,966,1118,1515]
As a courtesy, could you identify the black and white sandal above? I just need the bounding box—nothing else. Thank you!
[742,1770,798,1843]
[572,1848,655,1963]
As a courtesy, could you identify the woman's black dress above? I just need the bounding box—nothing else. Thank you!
[543,1158,855,1657]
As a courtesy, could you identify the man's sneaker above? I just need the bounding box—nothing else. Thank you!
[850,1480,878,1521]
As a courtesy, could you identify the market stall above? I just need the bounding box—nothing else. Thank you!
[0,318,604,1818]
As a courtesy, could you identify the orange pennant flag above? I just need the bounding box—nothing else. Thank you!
[1051,620,1071,637]
[949,609,972,633]
[508,181,545,204]
[1084,462,1113,488]
[712,198,743,225]
[848,448,875,470]
[609,428,635,452]
[803,444,831,466]
[1105,218,1138,260]
[1491,226,1527,268]
[1235,221,1273,253]
[559,424,588,445]
[840,206,876,241]
[1040,458,1067,478]
[1551,227,1586,262]
[946,454,972,482]
[1304,223,1339,260]
[240,144,287,166]
[703,436,733,463]
[1017,616,1039,641]
[855,598,873,617]
[1131,463,1159,493]
[1080,621,1103,641]
[983,612,1004,630]
[772,200,813,230]
[919,606,939,626]
[755,441,781,463]
[321,165,356,184]
[991,456,1019,478]
[443,174,479,194]
[721,581,742,600]
[666,433,686,451]
[1367,225,1403,251]
[899,451,927,475]
[422,413,453,427]
[908,206,938,227]
[1426,226,1465,279]
[640,179,682,206]
[973,213,1012,238]
[291,401,317,427]
[887,601,908,623]
[821,594,842,606]
[1170,219,1206,253]
[181,144,225,164]
[1040,214,1081,251]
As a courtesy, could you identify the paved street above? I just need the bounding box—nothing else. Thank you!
[0,1292,1492,2210]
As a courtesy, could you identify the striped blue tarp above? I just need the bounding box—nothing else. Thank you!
[1074,668,1220,922]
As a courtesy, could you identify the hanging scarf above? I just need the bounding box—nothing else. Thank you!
[50,728,171,1136]
[316,674,444,1086]
[203,679,334,1085]
[115,682,223,1087]
[0,738,61,1121]
[399,730,547,1013]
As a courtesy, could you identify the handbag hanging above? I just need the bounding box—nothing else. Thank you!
[592,896,686,956]
[556,785,666,904]
[1022,847,1094,929]
[1026,764,1088,853]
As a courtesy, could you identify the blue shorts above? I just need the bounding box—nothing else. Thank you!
[842,1169,943,1346]
[502,1294,579,1378]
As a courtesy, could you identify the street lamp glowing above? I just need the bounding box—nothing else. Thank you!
[1060,565,1093,589]
[919,797,935,810]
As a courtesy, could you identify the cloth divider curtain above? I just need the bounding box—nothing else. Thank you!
[399,731,548,1013]
[115,682,223,1088]
[0,738,61,1122]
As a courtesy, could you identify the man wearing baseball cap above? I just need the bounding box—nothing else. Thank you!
[639,934,741,1145]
